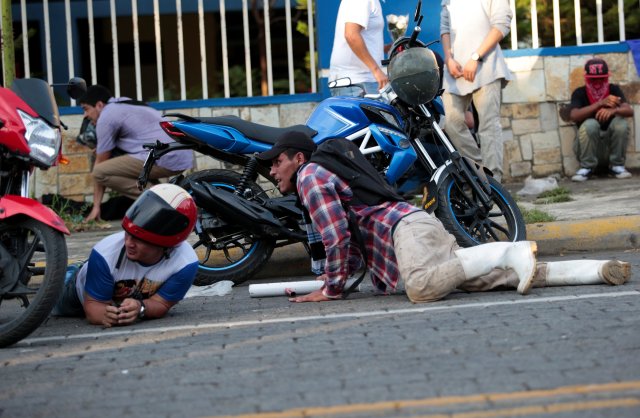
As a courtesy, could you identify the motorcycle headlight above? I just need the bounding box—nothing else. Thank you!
[17,109,61,167]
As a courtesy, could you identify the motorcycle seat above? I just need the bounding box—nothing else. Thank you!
[187,115,317,145]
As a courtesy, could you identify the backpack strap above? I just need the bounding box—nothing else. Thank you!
[341,207,368,299]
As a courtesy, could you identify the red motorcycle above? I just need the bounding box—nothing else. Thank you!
[0,77,85,347]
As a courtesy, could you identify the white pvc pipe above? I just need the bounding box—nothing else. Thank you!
[249,278,361,298]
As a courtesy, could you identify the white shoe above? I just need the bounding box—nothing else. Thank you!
[455,241,538,295]
[544,260,631,286]
[571,167,592,182]
[610,165,632,179]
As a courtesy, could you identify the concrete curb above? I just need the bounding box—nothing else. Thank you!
[255,215,640,279]
[527,215,640,255]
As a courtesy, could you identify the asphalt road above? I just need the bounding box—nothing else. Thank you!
[1,249,639,418]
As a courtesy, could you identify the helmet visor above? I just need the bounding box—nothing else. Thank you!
[125,191,191,237]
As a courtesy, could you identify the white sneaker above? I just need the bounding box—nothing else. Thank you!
[571,167,592,182]
[610,165,632,179]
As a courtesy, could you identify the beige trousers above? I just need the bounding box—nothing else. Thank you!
[442,80,504,181]
[92,155,183,199]
[393,211,532,303]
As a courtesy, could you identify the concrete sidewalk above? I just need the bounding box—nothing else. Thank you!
[65,173,640,279]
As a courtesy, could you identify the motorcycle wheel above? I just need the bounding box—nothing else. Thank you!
[436,175,526,247]
[0,218,67,348]
[179,170,276,286]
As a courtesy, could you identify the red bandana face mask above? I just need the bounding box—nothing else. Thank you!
[585,76,610,104]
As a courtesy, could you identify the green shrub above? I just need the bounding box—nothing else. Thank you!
[534,187,572,204]
[520,207,556,224]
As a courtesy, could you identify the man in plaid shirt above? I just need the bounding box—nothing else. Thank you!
[257,132,631,303]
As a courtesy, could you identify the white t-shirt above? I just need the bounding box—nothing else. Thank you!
[75,232,198,305]
[329,0,384,84]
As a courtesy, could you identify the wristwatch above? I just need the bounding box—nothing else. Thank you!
[138,300,146,319]
[471,52,483,62]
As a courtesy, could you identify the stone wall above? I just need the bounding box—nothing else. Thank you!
[35,51,639,204]
[501,50,639,180]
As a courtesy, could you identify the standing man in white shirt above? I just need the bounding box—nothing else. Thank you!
[329,0,388,97]
[440,0,513,182]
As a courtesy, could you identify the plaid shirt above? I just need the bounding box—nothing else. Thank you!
[297,163,420,298]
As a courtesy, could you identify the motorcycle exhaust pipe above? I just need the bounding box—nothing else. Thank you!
[189,181,306,240]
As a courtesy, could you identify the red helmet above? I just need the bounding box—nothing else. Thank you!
[122,184,196,247]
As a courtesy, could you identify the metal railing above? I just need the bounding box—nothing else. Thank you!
[1,0,316,103]
[1,0,637,104]
[508,0,637,49]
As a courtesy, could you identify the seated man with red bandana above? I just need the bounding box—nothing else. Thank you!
[568,57,634,181]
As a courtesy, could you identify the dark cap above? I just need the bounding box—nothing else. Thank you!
[584,58,609,78]
[256,130,317,161]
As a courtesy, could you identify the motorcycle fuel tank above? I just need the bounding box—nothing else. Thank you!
[306,96,404,142]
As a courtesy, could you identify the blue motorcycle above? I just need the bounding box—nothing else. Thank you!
[139,1,525,285]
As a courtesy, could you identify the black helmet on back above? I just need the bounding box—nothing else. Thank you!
[388,47,440,107]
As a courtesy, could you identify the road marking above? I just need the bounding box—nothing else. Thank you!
[22,289,640,344]
[207,381,640,417]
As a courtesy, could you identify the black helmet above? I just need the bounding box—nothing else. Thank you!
[388,47,440,106]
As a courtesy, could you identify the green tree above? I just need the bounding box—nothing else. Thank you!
[1,0,16,87]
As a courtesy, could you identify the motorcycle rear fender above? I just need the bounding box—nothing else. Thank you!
[172,121,276,156]
[0,195,70,235]
[172,121,252,153]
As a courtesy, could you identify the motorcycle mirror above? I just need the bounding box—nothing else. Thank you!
[414,0,422,22]
[67,77,87,100]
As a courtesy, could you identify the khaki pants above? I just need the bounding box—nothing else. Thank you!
[442,80,504,181]
[574,117,629,169]
[92,155,183,199]
[392,211,521,303]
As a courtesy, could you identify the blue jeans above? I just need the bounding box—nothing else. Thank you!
[51,262,86,317]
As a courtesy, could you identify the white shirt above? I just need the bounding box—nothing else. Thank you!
[329,0,384,84]
[440,0,513,95]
